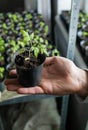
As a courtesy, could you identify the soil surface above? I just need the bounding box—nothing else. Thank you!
[15,50,41,69]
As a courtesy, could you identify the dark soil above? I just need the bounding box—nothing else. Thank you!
[15,50,41,69]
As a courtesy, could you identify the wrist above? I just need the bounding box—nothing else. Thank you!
[77,69,88,97]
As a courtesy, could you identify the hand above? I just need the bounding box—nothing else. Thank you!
[5,56,88,96]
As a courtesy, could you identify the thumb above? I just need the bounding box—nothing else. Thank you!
[44,57,54,66]
[9,69,17,76]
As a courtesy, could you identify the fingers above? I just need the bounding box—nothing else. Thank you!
[5,78,18,85]
[17,86,44,94]
[5,78,22,91]
[6,84,44,94]
[7,69,17,79]
[5,78,44,94]
[7,85,21,91]
[9,69,17,76]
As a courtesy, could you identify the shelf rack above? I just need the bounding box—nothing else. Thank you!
[55,15,87,69]
[0,93,59,106]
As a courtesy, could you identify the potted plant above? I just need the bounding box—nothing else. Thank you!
[77,30,88,43]
[51,48,60,56]
[82,24,88,32]
[0,56,5,66]
[0,67,5,82]
[14,31,48,87]
[80,40,88,56]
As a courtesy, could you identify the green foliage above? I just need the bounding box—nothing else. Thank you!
[44,25,49,34]
[17,41,25,47]
[0,46,5,52]
[40,21,45,27]
[25,14,33,19]
[51,48,60,56]
[0,56,4,61]
[0,67,5,73]
[11,45,20,53]
[0,67,5,78]
[31,46,39,58]
[2,23,8,29]
[82,31,88,36]
[0,37,5,45]
[18,30,49,58]
[9,40,16,47]
[17,30,60,58]
[0,73,4,78]
[47,44,53,50]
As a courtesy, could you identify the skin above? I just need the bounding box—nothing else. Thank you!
[5,56,88,96]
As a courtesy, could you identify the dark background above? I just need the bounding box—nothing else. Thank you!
[0,0,24,12]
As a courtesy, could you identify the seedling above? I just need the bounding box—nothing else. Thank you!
[0,67,5,79]
[15,30,48,87]
[51,48,60,56]
[17,30,49,60]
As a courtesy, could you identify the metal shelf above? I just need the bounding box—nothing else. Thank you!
[0,93,59,106]
[55,15,88,69]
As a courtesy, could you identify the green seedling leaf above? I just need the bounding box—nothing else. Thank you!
[0,38,5,44]
[45,40,48,45]
[52,49,60,56]
[10,40,16,46]
[34,47,39,58]
[39,37,44,43]
[0,56,4,61]
[40,22,45,27]
[25,14,33,19]
[21,30,29,38]
[2,23,8,29]
[0,67,5,73]
[12,14,18,22]
[83,31,88,36]
[12,45,20,53]
[17,41,25,47]
[44,25,49,33]
[23,37,30,44]
[47,44,53,49]
[0,46,5,52]
[0,73,4,78]
[30,33,34,40]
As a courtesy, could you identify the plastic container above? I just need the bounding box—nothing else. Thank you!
[15,48,46,87]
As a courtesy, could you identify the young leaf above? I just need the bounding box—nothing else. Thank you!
[39,37,44,43]
[34,47,39,58]
[52,48,60,56]
[0,73,4,78]
[0,67,5,73]
[17,41,25,47]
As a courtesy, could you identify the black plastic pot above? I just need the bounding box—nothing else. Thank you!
[80,40,88,64]
[82,24,88,31]
[80,40,88,53]
[80,40,87,54]
[15,51,46,87]
[77,30,88,45]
